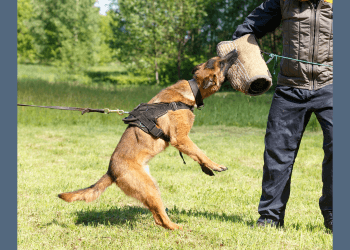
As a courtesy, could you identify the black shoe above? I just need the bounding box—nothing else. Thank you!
[321,210,333,233]
[254,218,284,228]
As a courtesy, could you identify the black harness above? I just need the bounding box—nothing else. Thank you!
[123,79,203,143]
[122,79,203,164]
[122,102,194,142]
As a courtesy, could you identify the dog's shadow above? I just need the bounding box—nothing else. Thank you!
[65,205,251,228]
[74,206,149,228]
[46,206,328,232]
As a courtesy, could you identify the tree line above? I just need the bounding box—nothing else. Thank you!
[18,0,282,85]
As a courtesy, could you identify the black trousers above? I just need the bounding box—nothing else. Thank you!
[257,84,333,223]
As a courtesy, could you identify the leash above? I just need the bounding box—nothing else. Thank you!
[17,79,204,164]
[262,51,333,75]
[18,103,189,164]
[17,104,129,115]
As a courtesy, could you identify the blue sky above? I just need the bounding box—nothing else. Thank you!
[94,0,113,15]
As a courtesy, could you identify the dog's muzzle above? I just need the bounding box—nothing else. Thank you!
[217,34,272,96]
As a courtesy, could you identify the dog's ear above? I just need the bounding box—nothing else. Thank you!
[204,59,216,70]
[223,49,238,61]
[219,60,226,71]
[221,49,238,76]
[192,63,204,75]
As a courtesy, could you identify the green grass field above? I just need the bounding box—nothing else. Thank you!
[17,64,331,249]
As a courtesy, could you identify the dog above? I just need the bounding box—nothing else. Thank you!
[58,50,238,230]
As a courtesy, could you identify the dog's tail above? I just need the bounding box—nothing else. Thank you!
[58,174,113,203]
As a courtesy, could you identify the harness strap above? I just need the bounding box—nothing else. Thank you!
[123,102,193,142]
[188,79,204,109]
[179,151,186,165]
[138,114,165,139]
[123,102,194,164]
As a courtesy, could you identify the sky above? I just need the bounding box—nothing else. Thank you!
[94,0,113,15]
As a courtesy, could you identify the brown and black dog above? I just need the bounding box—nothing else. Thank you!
[58,50,238,230]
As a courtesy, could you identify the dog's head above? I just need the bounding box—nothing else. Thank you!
[191,50,238,97]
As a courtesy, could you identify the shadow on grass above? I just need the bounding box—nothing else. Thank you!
[74,206,149,229]
[169,205,252,226]
[287,221,330,233]
[43,206,149,229]
[62,205,253,229]
[45,208,328,233]
[85,70,128,82]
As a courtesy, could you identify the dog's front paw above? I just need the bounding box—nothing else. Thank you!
[200,163,228,176]
[208,162,228,172]
[215,164,228,172]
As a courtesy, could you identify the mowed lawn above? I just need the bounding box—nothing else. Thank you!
[17,67,332,249]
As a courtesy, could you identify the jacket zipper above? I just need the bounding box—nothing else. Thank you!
[311,0,322,90]
[311,4,317,90]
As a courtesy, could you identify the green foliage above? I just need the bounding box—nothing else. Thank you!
[196,0,264,57]
[97,12,116,65]
[17,0,37,63]
[106,0,274,86]
[18,0,285,87]
[30,0,100,73]
[109,0,207,84]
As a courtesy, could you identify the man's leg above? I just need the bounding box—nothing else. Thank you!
[257,86,312,226]
[315,109,333,211]
[313,84,333,231]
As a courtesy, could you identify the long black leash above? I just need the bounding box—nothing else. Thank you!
[16,104,128,115]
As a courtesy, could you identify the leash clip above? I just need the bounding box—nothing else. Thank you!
[104,108,128,115]
[265,53,275,64]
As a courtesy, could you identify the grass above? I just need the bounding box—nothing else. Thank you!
[18,62,151,86]
[18,124,332,249]
[17,64,330,249]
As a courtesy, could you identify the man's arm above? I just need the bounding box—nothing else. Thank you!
[232,0,282,40]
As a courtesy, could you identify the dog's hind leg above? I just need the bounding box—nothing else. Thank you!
[115,167,181,230]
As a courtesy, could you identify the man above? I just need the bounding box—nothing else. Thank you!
[232,0,333,231]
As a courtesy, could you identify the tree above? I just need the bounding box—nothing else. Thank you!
[109,0,170,84]
[17,0,37,63]
[169,0,206,80]
[31,0,100,72]
[106,0,283,86]
[196,0,266,57]
[97,11,115,65]
[109,0,206,84]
